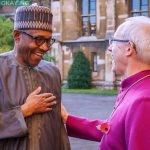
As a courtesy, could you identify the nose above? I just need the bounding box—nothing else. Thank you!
[39,42,49,51]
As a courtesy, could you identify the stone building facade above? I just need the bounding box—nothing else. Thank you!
[50,0,150,88]
[0,0,149,88]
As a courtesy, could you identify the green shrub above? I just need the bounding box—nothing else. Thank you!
[43,52,56,63]
[0,16,13,53]
[67,50,92,89]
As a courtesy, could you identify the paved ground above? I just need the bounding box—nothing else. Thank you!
[62,93,116,150]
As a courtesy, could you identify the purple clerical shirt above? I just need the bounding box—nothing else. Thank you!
[66,70,150,150]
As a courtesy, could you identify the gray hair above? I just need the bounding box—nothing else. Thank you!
[117,16,150,64]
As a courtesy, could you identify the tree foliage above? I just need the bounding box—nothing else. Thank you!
[43,51,56,63]
[67,50,92,89]
[0,16,13,53]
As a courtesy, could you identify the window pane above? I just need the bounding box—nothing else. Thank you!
[91,25,96,35]
[82,0,96,36]
[131,0,149,17]
[132,12,141,16]
[83,17,88,22]
[83,21,89,30]
[141,5,148,11]
[142,12,149,16]
[142,0,148,5]
[90,16,96,24]
[82,0,88,15]
[132,0,140,10]
[141,0,148,11]
[82,17,89,35]
[90,1,96,14]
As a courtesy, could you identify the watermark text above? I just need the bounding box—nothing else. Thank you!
[0,0,30,6]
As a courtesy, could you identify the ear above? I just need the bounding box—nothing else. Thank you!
[13,30,21,42]
[126,41,136,56]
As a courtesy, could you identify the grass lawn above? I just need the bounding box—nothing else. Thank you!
[62,88,118,95]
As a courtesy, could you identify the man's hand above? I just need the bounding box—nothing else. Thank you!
[21,87,56,117]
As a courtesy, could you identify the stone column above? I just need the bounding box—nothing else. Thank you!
[105,51,115,83]
[51,1,61,35]
[96,0,107,39]
[115,0,128,27]
[105,0,116,39]
[51,1,63,80]
[105,0,116,87]
[61,0,81,40]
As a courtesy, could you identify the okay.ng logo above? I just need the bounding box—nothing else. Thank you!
[0,0,30,6]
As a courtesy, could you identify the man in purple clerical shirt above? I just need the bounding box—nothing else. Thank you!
[61,16,150,150]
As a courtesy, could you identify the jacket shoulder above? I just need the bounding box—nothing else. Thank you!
[38,60,59,71]
[0,51,13,65]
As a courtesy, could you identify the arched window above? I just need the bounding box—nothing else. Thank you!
[130,0,149,16]
[82,0,96,36]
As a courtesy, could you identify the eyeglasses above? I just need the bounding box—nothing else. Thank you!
[109,38,129,45]
[20,31,56,48]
